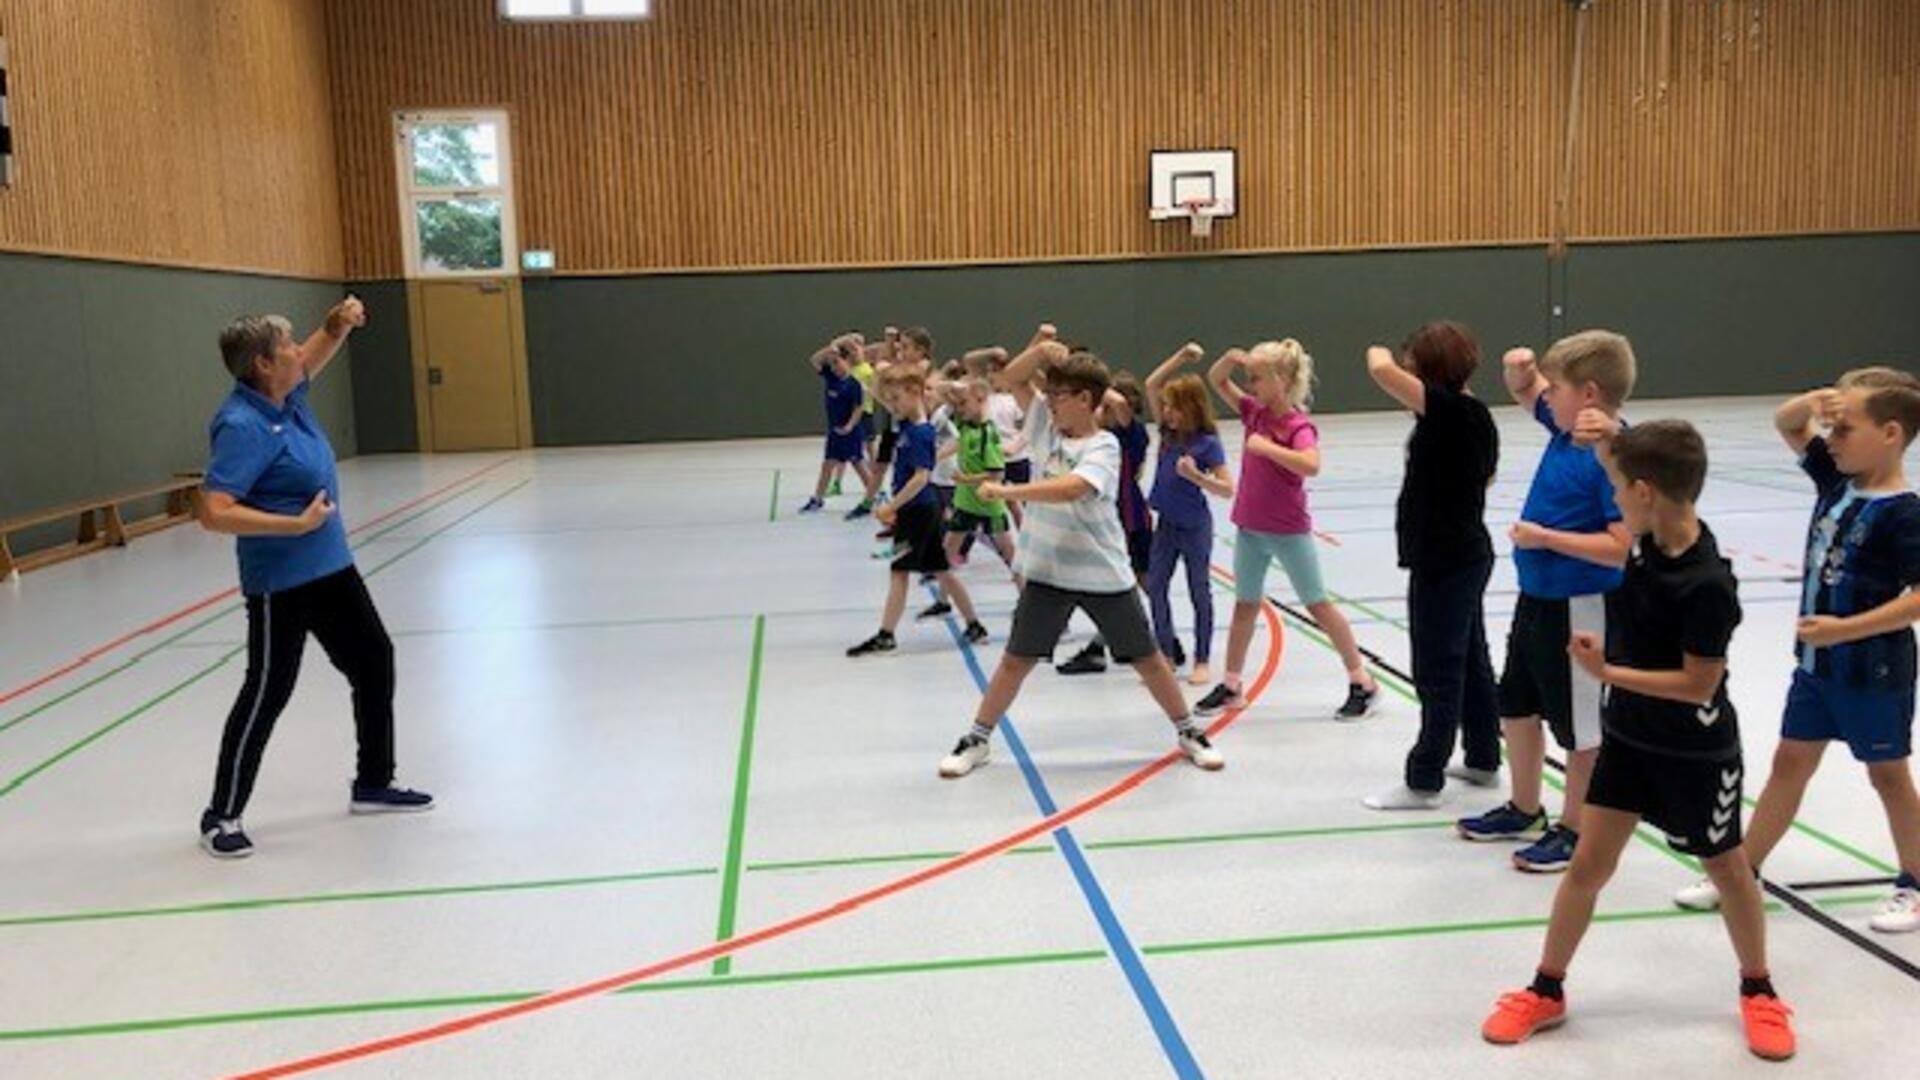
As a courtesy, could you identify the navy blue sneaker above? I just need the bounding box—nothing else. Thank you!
[350,784,436,815]
[1456,801,1549,843]
[798,497,825,514]
[1513,824,1578,874]
[199,810,254,859]
[843,501,874,521]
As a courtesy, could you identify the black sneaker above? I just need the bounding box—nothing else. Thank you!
[199,810,254,859]
[964,621,989,644]
[847,630,897,658]
[1057,642,1108,675]
[350,784,436,815]
[1335,683,1377,721]
[844,501,873,521]
[1194,682,1249,717]
[917,600,954,621]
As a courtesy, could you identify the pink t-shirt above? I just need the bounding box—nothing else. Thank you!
[1231,396,1319,535]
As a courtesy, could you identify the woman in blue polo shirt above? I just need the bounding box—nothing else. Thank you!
[195,299,432,859]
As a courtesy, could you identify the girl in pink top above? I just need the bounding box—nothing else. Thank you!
[1196,339,1379,721]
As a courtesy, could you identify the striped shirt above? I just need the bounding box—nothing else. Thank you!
[1014,398,1136,593]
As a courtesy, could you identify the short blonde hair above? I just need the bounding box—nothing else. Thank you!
[1540,330,1637,410]
[1247,338,1315,410]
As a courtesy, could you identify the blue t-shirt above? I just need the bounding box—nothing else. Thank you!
[1513,396,1624,600]
[205,378,354,596]
[1796,437,1920,689]
[821,367,861,431]
[1150,431,1226,528]
[892,420,941,508]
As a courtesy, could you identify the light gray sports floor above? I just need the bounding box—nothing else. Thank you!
[0,397,1913,1079]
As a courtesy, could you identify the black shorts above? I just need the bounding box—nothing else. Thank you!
[1588,738,1745,859]
[1004,460,1033,484]
[1498,593,1606,752]
[1125,528,1153,576]
[1007,582,1157,662]
[890,501,950,574]
[948,508,1010,536]
[877,426,900,465]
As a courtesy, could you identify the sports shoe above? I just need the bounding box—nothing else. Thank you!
[1057,642,1108,675]
[1445,763,1501,788]
[1193,683,1249,717]
[916,599,953,621]
[1481,989,1566,1045]
[1868,881,1920,933]
[1513,824,1578,873]
[847,630,897,658]
[844,501,873,521]
[1163,639,1188,668]
[1741,994,1796,1061]
[1363,785,1442,811]
[1674,877,1723,912]
[198,811,254,859]
[350,784,435,815]
[1457,801,1549,843]
[1335,683,1377,721]
[798,497,825,514]
[963,621,989,645]
[1178,729,1225,770]
[939,734,991,778]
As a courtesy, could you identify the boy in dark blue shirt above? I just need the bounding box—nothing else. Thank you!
[800,343,877,514]
[1459,331,1637,874]
[1674,367,1920,935]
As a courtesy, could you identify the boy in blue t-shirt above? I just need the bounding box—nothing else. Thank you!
[1459,331,1638,874]
[846,367,988,656]
[1673,367,1920,935]
[800,343,877,514]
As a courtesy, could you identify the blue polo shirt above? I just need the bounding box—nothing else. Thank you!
[205,378,354,596]
[1513,396,1625,600]
[892,420,941,508]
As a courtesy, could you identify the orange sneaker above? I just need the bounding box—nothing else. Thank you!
[1742,994,1796,1062]
[1482,989,1566,1045]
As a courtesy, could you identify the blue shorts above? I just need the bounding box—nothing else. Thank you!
[1232,528,1327,605]
[1781,668,1913,762]
[825,429,865,463]
[855,414,875,442]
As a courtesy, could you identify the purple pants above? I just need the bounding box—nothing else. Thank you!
[1147,516,1214,661]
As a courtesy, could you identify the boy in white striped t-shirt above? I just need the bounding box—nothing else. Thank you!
[937,327,1223,779]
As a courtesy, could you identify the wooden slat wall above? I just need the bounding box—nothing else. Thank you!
[0,0,343,279]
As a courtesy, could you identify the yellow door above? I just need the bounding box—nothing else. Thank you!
[419,278,521,451]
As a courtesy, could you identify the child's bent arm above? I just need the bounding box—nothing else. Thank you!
[1802,591,1920,646]
[1601,655,1729,707]
[997,338,1064,410]
[1249,439,1321,479]
[1145,343,1203,420]
[1208,351,1249,411]
[1199,464,1235,498]
[994,474,1095,505]
[1101,388,1134,428]
[1774,389,1835,456]
[1503,347,1547,412]
[1366,346,1427,415]
[1539,522,1633,569]
[885,469,933,513]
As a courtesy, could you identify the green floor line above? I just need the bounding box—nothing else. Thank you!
[0,478,493,737]
[0,896,1881,1044]
[0,822,1459,931]
[711,615,767,977]
[767,468,782,522]
[0,480,527,803]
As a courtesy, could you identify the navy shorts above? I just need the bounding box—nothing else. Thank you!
[825,429,865,463]
[1781,668,1913,762]
[1004,460,1033,484]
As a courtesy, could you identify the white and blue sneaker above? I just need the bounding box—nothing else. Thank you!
[199,811,254,859]
[1456,801,1549,843]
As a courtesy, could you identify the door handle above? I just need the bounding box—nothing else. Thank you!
[428,367,445,386]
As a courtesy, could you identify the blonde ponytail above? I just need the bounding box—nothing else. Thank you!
[1249,338,1316,411]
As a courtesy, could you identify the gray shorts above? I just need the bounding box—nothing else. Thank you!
[1007,581,1159,662]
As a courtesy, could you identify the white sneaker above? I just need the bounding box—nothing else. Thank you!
[939,734,990,779]
[1868,884,1920,934]
[1363,785,1443,811]
[1178,729,1225,771]
[1674,877,1723,912]
[1445,764,1501,788]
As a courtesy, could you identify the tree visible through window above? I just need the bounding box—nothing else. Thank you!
[400,118,514,275]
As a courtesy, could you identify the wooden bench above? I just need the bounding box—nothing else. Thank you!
[0,476,206,581]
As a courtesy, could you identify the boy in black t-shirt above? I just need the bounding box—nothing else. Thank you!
[1483,421,1795,1063]
[1672,368,1920,934]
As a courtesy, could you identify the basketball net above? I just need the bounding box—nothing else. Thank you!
[1181,197,1219,238]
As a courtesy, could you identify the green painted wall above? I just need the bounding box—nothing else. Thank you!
[343,232,1920,452]
[0,251,355,550]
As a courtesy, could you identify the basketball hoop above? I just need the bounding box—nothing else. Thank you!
[1180,197,1220,238]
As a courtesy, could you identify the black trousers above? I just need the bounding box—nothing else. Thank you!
[1404,557,1501,793]
[206,566,396,819]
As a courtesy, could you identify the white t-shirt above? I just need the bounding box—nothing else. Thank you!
[1014,397,1135,593]
[931,406,960,487]
[988,392,1029,463]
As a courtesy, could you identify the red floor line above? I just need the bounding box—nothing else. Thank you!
[0,457,516,710]
[222,569,1285,1080]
